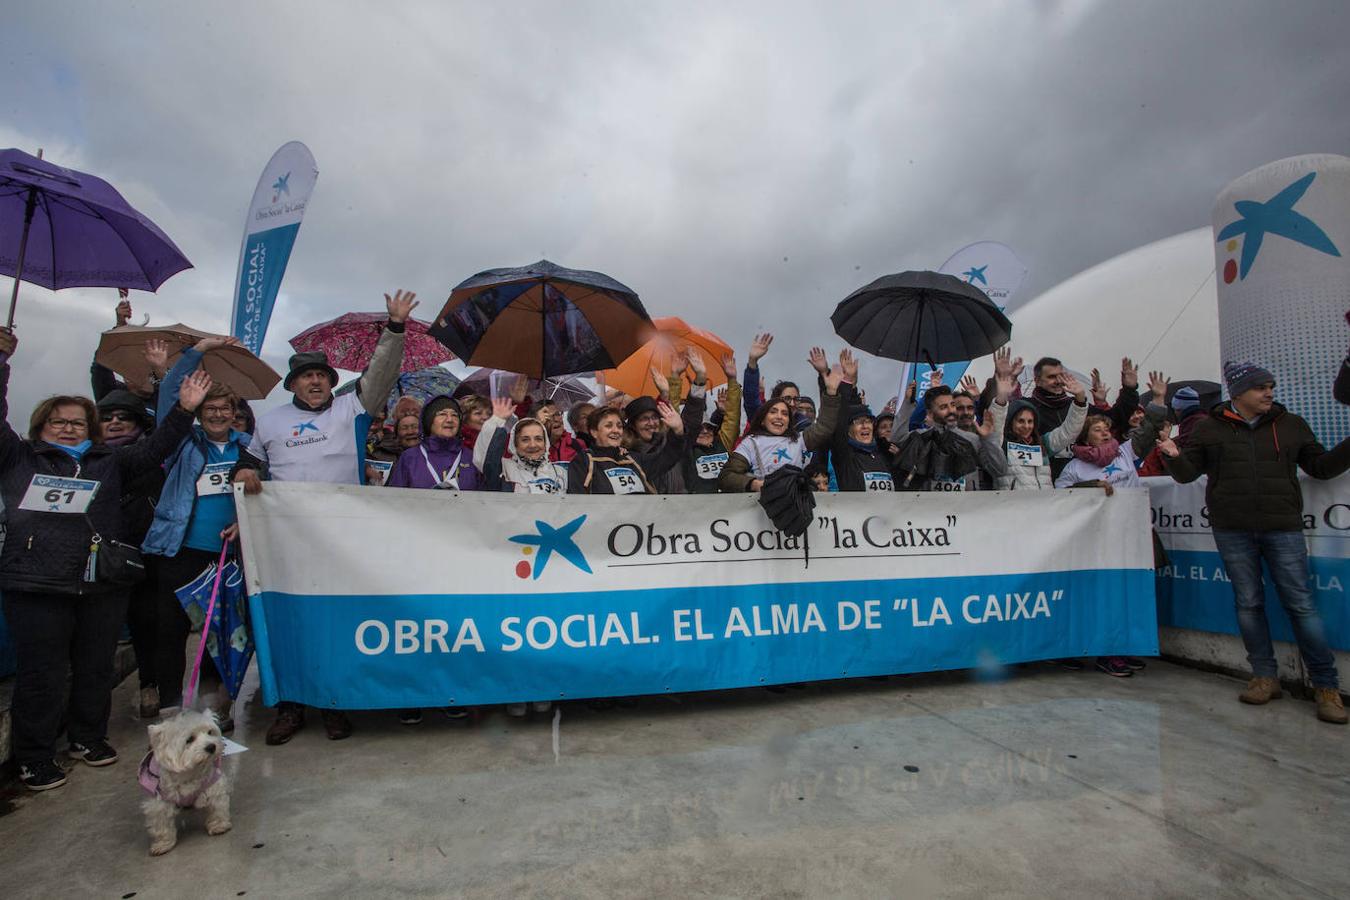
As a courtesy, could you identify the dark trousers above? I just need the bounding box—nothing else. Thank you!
[2,589,128,765]
[126,558,159,689]
[153,547,225,709]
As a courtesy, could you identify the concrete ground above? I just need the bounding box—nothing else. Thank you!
[1,661,1346,900]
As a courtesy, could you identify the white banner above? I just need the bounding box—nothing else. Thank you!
[236,485,1156,707]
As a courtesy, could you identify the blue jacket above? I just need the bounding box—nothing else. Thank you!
[141,348,251,557]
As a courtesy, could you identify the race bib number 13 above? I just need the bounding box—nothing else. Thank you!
[19,475,99,514]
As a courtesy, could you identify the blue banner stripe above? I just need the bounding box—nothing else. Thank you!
[250,567,1157,708]
[232,223,301,355]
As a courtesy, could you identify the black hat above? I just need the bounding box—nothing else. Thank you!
[96,389,153,428]
[624,395,659,424]
[846,404,875,424]
[284,351,339,391]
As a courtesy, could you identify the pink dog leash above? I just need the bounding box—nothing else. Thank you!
[184,542,230,708]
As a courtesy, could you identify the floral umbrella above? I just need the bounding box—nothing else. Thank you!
[290,311,453,374]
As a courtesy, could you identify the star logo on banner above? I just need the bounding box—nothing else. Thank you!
[509,514,592,580]
[1217,172,1341,280]
[961,265,988,286]
[271,171,291,202]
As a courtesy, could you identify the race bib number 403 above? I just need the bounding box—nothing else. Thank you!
[863,471,894,491]
[19,475,99,514]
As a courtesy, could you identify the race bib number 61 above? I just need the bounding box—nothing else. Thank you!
[19,475,99,514]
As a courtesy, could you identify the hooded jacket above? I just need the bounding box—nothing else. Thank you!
[388,395,480,490]
[988,397,1087,490]
[477,415,568,495]
[1162,400,1350,531]
[0,363,194,595]
[95,388,165,543]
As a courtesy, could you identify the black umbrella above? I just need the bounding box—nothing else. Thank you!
[831,270,1011,367]
[428,259,653,379]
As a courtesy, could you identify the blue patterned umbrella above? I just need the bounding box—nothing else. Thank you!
[175,558,252,700]
[336,365,461,416]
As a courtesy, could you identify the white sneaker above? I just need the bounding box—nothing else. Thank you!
[506,703,528,717]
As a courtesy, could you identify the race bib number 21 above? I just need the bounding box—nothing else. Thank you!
[19,475,99,514]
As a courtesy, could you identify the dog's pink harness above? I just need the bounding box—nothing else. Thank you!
[138,751,222,808]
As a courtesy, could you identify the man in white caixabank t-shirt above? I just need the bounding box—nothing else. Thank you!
[232,289,416,746]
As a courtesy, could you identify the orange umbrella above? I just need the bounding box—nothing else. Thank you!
[600,316,733,398]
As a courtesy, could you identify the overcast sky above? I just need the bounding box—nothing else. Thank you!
[5,0,1349,418]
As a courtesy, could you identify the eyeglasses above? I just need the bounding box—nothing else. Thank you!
[100,411,136,424]
[201,405,235,416]
[47,418,89,431]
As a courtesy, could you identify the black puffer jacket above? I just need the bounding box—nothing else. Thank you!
[1163,401,1350,531]
[0,364,194,596]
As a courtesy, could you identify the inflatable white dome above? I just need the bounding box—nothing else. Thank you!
[971,228,1221,385]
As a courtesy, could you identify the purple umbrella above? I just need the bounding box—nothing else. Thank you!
[1,149,192,327]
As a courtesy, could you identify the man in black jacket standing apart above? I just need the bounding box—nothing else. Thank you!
[1160,360,1350,725]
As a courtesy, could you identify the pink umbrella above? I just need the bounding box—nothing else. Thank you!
[289,312,453,373]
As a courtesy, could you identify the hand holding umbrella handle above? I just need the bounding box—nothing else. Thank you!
[116,296,132,327]
[385,289,418,324]
[0,327,16,362]
[192,335,242,354]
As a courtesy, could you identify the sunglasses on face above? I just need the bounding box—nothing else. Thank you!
[100,411,136,424]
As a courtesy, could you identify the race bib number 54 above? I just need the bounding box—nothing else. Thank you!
[604,466,643,495]
[19,475,99,514]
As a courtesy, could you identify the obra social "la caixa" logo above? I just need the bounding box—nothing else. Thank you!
[508,514,592,580]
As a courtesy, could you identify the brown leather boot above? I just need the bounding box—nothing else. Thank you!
[1314,688,1348,724]
[1239,676,1282,705]
[321,710,353,740]
[265,704,306,745]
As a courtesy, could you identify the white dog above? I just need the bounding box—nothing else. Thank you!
[141,709,232,855]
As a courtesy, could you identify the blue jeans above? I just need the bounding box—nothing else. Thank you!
[1211,529,1339,689]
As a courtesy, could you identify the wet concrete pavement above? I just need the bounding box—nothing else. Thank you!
[2,660,1346,899]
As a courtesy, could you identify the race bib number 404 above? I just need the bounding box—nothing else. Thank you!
[19,475,99,514]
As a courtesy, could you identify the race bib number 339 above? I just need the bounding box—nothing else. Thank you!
[19,475,99,514]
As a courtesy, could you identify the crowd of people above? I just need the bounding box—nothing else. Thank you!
[1,292,1348,794]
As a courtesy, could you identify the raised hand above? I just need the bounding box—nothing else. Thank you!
[143,338,170,376]
[748,332,773,366]
[839,348,859,382]
[995,373,1015,401]
[1121,356,1139,390]
[1009,356,1025,382]
[669,346,690,379]
[1147,370,1169,403]
[193,335,242,354]
[385,289,418,324]
[905,380,917,403]
[491,395,515,420]
[822,364,844,395]
[687,349,707,384]
[715,387,727,412]
[993,346,1013,379]
[720,352,737,380]
[928,367,945,388]
[1156,435,1180,458]
[177,370,213,412]
[960,374,979,395]
[807,347,829,375]
[657,400,684,435]
[1062,372,1087,403]
[648,365,670,400]
[1090,368,1108,405]
[975,411,996,439]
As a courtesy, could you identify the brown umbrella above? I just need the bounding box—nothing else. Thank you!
[95,324,281,400]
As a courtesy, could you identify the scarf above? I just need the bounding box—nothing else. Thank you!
[1072,439,1120,468]
[103,425,144,447]
[53,440,93,460]
[1031,386,1073,410]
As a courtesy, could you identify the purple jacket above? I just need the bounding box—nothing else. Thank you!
[386,435,481,490]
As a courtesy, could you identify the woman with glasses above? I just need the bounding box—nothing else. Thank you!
[0,329,210,792]
[141,337,251,730]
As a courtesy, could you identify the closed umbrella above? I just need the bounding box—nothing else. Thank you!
[832,270,1011,367]
[95,324,281,400]
[289,311,452,374]
[429,259,653,378]
[599,316,733,398]
[1,149,192,327]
